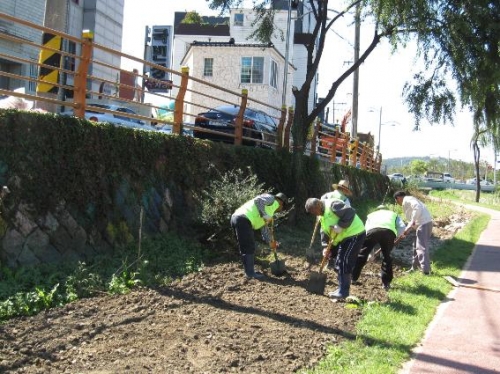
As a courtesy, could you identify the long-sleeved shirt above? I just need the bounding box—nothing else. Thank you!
[402,196,432,229]
[253,193,276,243]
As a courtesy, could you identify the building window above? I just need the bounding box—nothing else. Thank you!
[241,57,264,84]
[203,58,213,77]
[234,13,244,26]
[29,62,37,92]
[270,59,278,88]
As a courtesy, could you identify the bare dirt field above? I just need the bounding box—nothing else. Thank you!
[0,210,472,374]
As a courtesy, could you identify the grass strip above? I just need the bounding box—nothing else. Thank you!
[303,212,490,374]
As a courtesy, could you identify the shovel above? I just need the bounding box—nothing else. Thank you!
[269,220,286,276]
[443,276,500,293]
[306,238,333,294]
[306,216,320,264]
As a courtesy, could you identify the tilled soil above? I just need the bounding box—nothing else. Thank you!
[0,210,472,374]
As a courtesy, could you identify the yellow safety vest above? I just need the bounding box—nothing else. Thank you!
[234,199,280,230]
[365,210,398,235]
[320,199,365,245]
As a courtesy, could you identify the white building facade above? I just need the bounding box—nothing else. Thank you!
[180,42,287,121]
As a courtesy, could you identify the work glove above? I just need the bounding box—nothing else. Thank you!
[332,224,343,234]
[270,240,279,250]
[322,246,331,258]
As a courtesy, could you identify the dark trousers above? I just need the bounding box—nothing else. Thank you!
[335,232,366,275]
[230,214,255,255]
[352,228,396,286]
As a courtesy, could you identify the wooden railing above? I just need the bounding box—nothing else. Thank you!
[0,11,381,173]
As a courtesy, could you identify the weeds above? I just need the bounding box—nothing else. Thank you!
[0,232,205,321]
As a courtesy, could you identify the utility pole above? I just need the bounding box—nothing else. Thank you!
[351,2,361,138]
[281,0,292,108]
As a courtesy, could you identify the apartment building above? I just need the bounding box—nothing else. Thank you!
[0,0,124,99]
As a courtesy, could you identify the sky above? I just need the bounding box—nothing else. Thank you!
[121,0,494,165]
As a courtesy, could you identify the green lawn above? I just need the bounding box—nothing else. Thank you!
[302,198,490,374]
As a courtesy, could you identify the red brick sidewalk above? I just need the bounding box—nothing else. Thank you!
[400,204,500,374]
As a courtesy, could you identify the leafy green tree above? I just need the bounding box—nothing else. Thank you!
[181,11,205,24]
[402,0,500,201]
[410,160,427,176]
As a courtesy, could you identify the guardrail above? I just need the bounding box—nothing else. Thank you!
[0,11,381,172]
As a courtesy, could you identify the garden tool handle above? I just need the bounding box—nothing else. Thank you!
[318,237,335,274]
[308,216,320,250]
[268,219,277,253]
[394,235,404,245]
[371,235,405,261]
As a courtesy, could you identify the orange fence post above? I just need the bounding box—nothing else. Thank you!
[277,105,287,149]
[234,89,248,146]
[173,66,189,135]
[341,134,348,165]
[329,131,339,163]
[283,107,294,151]
[359,143,367,170]
[74,30,94,118]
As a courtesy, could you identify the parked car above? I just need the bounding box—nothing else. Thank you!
[193,105,277,147]
[60,104,155,131]
[466,178,492,185]
[387,173,406,183]
[443,173,455,183]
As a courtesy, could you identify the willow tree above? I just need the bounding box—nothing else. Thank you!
[401,0,500,202]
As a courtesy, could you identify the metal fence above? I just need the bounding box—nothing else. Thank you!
[0,11,381,172]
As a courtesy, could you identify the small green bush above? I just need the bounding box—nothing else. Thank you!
[195,166,267,244]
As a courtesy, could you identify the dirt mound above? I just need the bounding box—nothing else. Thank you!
[0,210,472,373]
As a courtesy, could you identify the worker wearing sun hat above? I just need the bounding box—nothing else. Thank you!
[321,179,352,207]
[231,192,288,279]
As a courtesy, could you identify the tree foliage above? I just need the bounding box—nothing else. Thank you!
[181,11,205,24]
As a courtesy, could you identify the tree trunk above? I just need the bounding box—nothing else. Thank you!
[473,141,481,202]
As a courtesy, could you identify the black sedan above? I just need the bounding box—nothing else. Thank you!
[193,105,277,147]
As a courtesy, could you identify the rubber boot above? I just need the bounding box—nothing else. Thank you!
[328,273,352,300]
[242,254,264,279]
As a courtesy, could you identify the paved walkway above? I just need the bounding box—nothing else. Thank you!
[400,204,500,374]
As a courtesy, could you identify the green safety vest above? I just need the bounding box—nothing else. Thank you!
[235,199,280,230]
[320,199,365,245]
[365,210,398,235]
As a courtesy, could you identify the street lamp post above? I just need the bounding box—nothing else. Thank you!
[377,106,382,153]
[368,106,383,153]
